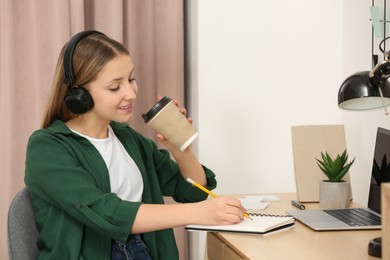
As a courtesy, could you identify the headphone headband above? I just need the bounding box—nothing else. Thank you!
[63,30,105,86]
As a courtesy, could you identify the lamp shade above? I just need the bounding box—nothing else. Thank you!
[338,71,390,110]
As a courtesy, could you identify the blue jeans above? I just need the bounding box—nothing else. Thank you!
[111,234,152,260]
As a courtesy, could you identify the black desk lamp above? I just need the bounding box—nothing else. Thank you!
[338,37,390,258]
[338,37,390,115]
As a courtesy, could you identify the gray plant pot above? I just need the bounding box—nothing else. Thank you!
[319,180,350,209]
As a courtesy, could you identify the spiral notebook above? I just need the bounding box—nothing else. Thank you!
[185,213,295,235]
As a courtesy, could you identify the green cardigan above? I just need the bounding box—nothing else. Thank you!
[24,120,216,260]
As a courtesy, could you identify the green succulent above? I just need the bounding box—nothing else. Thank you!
[315,149,355,182]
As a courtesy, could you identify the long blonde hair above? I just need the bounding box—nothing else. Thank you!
[42,33,130,128]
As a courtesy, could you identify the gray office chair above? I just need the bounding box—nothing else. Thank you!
[7,187,39,260]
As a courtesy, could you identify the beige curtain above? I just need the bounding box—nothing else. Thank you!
[0,0,186,259]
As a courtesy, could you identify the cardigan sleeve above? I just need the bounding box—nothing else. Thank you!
[130,129,217,203]
[25,130,138,242]
[154,147,217,202]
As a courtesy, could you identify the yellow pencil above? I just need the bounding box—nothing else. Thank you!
[186,177,252,220]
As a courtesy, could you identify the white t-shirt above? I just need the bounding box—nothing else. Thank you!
[70,126,143,202]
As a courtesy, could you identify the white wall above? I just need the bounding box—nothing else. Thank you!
[341,1,390,206]
[189,0,344,195]
[186,0,390,258]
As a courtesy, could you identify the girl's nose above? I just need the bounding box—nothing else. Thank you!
[125,80,138,99]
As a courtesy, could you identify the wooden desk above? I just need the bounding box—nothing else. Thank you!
[206,193,381,260]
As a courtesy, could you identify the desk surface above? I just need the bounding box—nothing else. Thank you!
[207,193,381,260]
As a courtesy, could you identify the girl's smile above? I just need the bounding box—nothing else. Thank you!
[119,103,133,112]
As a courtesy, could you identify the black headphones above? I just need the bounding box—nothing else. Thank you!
[63,30,105,114]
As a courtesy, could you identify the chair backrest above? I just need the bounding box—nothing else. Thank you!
[291,125,352,202]
[7,187,39,260]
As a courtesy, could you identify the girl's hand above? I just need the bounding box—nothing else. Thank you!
[195,197,247,226]
[155,96,193,149]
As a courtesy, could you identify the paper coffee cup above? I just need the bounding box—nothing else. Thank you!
[142,96,199,151]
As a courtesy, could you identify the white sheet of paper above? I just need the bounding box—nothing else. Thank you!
[244,195,281,202]
[238,195,281,210]
[239,197,269,210]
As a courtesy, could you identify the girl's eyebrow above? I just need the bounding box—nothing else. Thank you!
[105,78,121,86]
[105,68,135,85]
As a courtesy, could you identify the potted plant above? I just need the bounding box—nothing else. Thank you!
[315,149,355,208]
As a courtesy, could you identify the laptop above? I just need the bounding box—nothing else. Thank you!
[287,127,390,231]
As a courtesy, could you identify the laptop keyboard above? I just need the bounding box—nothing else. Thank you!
[323,208,381,227]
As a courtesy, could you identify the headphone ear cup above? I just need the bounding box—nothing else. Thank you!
[64,87,94,114]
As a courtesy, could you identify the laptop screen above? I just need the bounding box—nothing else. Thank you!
[368,127,390,213]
